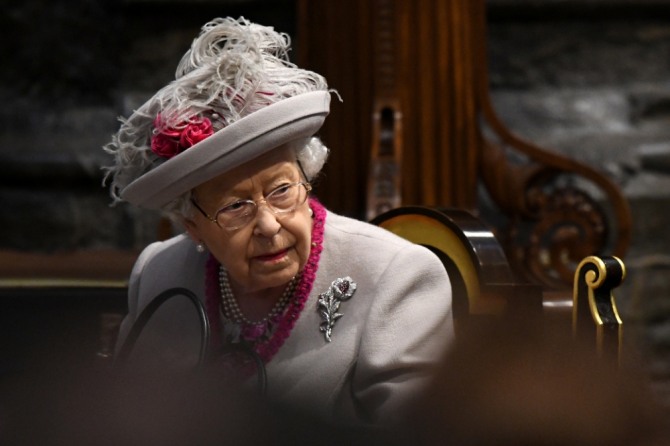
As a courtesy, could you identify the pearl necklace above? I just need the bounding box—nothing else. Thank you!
[218,266,298,326]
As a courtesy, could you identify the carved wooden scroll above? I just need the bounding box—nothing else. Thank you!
[471,1,632,289]
[573,255,625,362]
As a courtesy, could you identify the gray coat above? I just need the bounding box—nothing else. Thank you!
[115,209,454,425]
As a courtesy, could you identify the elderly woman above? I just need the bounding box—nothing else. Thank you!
[105,17,453,426]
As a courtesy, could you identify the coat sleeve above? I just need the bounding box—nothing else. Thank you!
[351,243,454,424]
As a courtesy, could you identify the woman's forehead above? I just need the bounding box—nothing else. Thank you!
[194,146,298,197]
[232,146,297,179]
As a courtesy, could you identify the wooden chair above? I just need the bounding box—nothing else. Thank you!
[371,206,543,323]
[372,205,625,360]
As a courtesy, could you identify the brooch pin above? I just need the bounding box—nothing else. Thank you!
[317,277,357,342]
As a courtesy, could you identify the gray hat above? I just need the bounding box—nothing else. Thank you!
[104,17,332,210]
[121,91,330,209]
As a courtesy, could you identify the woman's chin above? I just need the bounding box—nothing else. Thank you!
[245,261,300,292]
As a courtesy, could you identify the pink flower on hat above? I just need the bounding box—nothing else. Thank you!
[180,118,213,148]
[151,132,180,158]
[151,114,214,159]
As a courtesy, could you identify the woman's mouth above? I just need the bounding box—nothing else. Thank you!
[253,248,289,263]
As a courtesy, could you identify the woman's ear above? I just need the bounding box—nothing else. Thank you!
[182,218,202,244]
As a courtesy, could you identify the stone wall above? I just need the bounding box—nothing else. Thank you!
[0,0,295,252]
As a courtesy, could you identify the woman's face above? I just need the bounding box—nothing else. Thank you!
[184,146,313,295]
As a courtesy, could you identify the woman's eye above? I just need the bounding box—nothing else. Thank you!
[221,201,249,213]
[271,184,292,197]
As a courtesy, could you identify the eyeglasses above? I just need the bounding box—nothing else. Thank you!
[191,182,312,231]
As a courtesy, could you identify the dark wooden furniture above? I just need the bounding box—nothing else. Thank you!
[371,206,543,321]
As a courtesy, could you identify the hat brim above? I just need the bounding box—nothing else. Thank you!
[121,91,331,209]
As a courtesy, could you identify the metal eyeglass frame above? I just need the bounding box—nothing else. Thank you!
[190,181,312,231]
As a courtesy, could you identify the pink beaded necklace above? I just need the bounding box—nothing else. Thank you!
[204,197,326,364]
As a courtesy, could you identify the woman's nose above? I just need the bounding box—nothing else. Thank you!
[253,205,281,236]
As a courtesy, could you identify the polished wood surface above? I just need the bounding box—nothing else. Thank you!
[0,249,138,282]
[298,0,481,218]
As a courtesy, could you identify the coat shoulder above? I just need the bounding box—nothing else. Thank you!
[324,211,434,257]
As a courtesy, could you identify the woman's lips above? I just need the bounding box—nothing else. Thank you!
[253,248,289,262]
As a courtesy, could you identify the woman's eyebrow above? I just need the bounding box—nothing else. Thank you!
[215,166,299,200]
[217,178,288,203]
[264,167,300,185]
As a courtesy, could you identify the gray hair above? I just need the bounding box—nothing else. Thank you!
[103,17,332,221]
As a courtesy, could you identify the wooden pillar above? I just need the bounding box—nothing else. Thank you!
[297,0,482,219]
